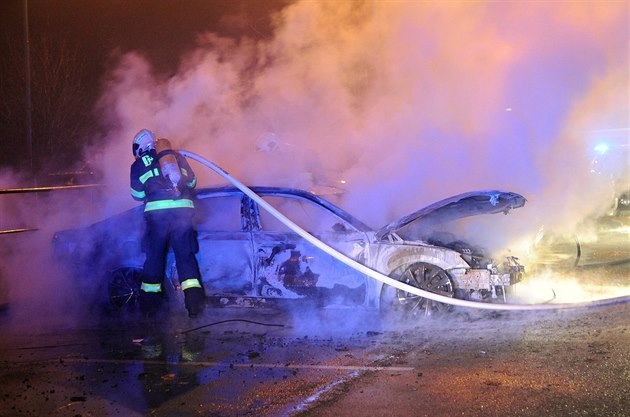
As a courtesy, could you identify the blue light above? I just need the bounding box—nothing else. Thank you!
[594,142,609,154]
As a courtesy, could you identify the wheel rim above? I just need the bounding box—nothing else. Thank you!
[108,267,142,309]
[385,262,454,318]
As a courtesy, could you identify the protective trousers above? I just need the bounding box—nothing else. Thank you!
[139,208,205,316]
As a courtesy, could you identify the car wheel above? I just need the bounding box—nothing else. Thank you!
[380,262,455,319]
[108,267,142,310]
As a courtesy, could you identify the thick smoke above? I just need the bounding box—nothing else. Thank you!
[87,0,627,315]
[92,1,627,233]
[2,1,628,330]
[0,170,105,331]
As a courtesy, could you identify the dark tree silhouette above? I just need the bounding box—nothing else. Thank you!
[0,27,98,181]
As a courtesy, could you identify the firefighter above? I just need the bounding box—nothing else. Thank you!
[130,129,205,318]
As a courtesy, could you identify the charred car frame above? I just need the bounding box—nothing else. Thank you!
[53,187,526,318]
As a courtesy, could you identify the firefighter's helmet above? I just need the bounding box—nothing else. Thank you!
[132,129,156,158]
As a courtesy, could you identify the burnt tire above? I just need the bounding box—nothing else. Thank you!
[107,267,142,310]
[380,262,455,320]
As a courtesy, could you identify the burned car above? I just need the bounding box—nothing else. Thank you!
[53,186,526,318]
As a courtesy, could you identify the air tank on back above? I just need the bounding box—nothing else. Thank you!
[156,138,181,196]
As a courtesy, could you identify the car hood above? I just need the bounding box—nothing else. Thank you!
[375,190,526,240]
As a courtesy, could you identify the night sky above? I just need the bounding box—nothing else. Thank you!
[0,0,291,171]
[2,0,289,72]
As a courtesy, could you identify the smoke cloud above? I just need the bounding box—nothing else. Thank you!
[0,170,105,331]
[91,1,627,233]
[2,1,628,330]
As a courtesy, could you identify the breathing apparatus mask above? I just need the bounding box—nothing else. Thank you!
[132,129,156,158]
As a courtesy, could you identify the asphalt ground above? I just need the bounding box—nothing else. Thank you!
[1,262,628,417]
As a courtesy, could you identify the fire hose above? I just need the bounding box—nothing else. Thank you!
[180,150,630,311]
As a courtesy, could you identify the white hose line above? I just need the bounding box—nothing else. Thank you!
[181,150,630,311]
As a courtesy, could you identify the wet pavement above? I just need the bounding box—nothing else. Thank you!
[297,301,630,417]
[1,265,629,417]
[0,303,396,417]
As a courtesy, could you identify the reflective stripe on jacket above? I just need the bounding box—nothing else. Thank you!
[144,199,194,212]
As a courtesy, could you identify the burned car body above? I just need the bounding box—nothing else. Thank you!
[53,186,526,317]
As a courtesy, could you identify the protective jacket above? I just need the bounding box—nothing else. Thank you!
[130,149,197,211]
